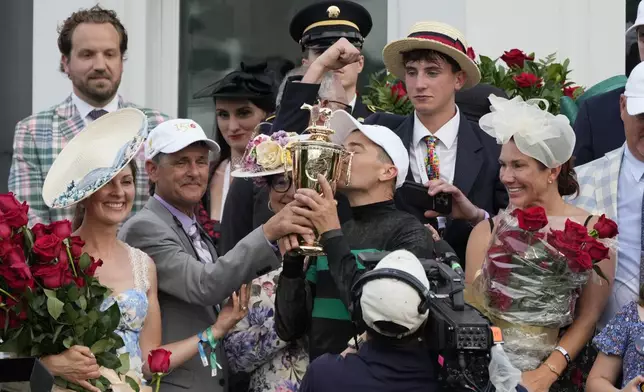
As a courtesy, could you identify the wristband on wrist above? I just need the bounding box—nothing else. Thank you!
[554,345,571,364]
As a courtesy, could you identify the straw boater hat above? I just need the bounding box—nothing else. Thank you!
[383,21,481,89]
[42,108,148,209]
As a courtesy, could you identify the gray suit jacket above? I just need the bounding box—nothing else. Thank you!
[118,197,280,392]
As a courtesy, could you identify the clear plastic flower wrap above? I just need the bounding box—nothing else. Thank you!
[470,206,617,371]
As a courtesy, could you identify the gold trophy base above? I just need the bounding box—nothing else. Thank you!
[289,241,326,257]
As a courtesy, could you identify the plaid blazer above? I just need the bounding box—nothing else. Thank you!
[8,94,170,225]
[566,145,623,221]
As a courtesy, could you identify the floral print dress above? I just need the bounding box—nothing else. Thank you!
[99,246,150,379]
[224,268,309,392]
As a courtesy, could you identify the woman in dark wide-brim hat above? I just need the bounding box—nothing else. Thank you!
[192,62,281,247]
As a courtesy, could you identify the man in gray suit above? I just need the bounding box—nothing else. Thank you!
[119,119,314,392]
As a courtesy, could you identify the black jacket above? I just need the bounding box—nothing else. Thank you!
[572,87,625,166]
[299,340,439,392]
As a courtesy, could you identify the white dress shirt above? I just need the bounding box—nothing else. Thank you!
[602,146,644,328]
[71,92,119,125]
[348,94,357,112]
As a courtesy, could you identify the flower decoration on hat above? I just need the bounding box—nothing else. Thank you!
[236,131,299,178]
[479,95,575,168]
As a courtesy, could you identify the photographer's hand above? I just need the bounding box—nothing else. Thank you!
[425,179,485,224]
[292,175,341,235]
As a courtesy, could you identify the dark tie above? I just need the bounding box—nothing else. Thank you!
[87,109,108,120]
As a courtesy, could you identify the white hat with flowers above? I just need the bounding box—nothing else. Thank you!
[231,131,309,179]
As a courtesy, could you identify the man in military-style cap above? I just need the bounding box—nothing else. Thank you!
[289,0,376,121]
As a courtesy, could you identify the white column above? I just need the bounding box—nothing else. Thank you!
[32,0,180,117]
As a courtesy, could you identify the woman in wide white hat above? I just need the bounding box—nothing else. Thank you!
[223,131,310,392]
[39,109,249,391]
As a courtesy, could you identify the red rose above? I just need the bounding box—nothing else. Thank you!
[391,81,407,102]
[593,214,618,239]
[74,276,86,288]
[488,289,513,311]
[31,223,49,239]
[49,220,72,239]
[500,49,534,68]
[0,215,11,239]
[84,258,103,277]
[512,206,548,231]
[0,262,34,292]
[584,239,609,261]
[148,348,172,374]
[32,234,63,263]
[32,261,69,289]
[568,251,593,272]
[0,194,29,228]
[563,219,591,243]
[513,72,543,88]
[0,242,27,267]
[563,86,581,99]
[69,236,85,259]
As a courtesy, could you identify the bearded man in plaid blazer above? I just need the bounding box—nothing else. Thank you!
[9,6,169,225]
[568,63,644,329]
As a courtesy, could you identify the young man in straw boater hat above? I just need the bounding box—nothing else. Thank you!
[273,21,507,263]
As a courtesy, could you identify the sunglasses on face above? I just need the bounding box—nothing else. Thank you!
[269,174,292,193]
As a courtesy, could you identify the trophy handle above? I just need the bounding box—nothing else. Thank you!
[343,151,354,186]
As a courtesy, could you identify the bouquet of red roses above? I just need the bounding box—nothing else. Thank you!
[475,206,617,370]
[0,193,138,392]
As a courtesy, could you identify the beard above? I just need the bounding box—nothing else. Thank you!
[73,74,121,104]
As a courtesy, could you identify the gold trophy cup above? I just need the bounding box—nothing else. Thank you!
[285,103,352,256]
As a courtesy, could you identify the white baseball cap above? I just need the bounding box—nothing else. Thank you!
[145,119,220,160]
[329,110,409,189]
[625,62,644,116]
[360,250,430,338]
[627,1,644,36]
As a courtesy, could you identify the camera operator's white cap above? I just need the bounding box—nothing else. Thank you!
[361,250,430,338]
[625,63,644,116]
[329,110,409,189]
[145,119,220,161]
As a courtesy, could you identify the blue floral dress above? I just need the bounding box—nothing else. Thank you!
[593,301,644,388]
[224,268,309,392]
[99,246,149,379]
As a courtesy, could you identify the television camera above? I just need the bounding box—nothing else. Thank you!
[356,248,497,392]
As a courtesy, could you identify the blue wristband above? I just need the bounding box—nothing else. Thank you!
[197,332,208,367]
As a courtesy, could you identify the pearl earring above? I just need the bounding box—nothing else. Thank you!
[548,179,553,184]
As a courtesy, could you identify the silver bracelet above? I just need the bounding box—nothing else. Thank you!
[555,346,571,364]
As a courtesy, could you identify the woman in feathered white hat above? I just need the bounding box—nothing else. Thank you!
[465,96,615,392]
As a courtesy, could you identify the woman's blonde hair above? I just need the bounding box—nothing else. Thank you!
[71,160,138,230]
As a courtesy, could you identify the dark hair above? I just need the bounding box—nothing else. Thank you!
[72,160,138,230]
[401,49,462,74]
[639,283,644,307]
[537,157,579,197]
[57,5,128,72]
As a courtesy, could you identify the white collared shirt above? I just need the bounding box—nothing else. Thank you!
[602,145,644,328]
[71,92,119,125]
[409,107,460,186]
[348,94,357,112]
